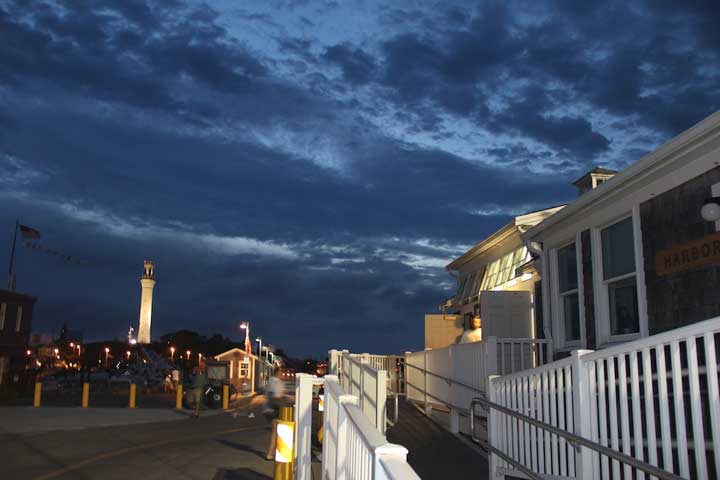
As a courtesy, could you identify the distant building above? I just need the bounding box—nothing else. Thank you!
[428,205,564,349]
[214,348,259,393]
[0,289,37,386]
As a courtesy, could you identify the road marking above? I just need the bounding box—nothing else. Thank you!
[33,424,268,480]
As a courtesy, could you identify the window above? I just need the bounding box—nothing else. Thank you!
[15,306,23,332]
[0,303,5,330]
[601,217,639,336]
[557,243,580,342]
[480,246,529,291]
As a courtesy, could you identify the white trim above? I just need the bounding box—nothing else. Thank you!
[712,182,720,232]
[576,231,587,347]
[540,249,552,345]
[632,204,649,338]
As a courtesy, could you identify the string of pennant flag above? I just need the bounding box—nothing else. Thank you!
[19,224,89,265]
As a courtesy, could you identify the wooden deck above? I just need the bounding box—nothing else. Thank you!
[387,401,490,479]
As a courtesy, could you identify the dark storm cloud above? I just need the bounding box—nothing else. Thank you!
[1,0,718,356]
[322,43,377,85]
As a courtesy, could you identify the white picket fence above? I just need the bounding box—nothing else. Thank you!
[405,337,551,416]
[320,375,420,480]
[489,316,720,480]
[333,350,389,434]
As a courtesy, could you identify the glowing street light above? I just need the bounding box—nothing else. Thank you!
[26,349,31,356]
[198,353,202,365]
[255,337,263,357]
[186,350,191,361]
[104,347,110,365]
[54,348,59,355]
[70,342,74,348]
[170,346,176,361]
[126,350,131,359]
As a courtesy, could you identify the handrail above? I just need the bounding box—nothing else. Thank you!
[403,360,485,396]
[471,396,687,480]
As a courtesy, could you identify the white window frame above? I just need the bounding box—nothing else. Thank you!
[591,206,648,346]
[15,305,23,332]
[0,303,5,330]
[550,233,585,349]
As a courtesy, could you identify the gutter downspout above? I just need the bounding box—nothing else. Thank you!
[525,240,554,354]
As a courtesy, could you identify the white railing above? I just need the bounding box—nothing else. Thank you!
[321,375,420,480]
[333,350,389,434]
[404,337,551,417]
[489,316,720,480]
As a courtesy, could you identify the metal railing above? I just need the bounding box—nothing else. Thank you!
[471,396,686,480]
[401,355,690,480]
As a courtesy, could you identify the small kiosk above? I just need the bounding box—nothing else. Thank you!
[214,348,258,394]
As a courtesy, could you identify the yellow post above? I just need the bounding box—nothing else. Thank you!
[129,383,136,408]
[176,384,183,410]
[222,384,229,410]
[81,382,89,408]
[274,406,294,480]
[33,382,42,408]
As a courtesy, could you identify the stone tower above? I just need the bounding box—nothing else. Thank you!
[137,260,156,344]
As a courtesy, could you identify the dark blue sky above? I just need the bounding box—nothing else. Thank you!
[1,0,718,357]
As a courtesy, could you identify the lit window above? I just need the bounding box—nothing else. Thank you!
[15,306,22,332]
[601,217,639,336]
[0,303,5,330]
[557,244,580,342]
[481,246,529,291]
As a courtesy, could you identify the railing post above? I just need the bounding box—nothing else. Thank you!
[329,349,339,375]
[376,369,387,434]
[488,375,500,477]
[336,392,359,480]
[295,373,316,480]
[423,348,430,414]
[449,344,459,433]
[572,349,593,479]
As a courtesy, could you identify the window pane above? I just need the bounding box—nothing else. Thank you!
[456,275,469,300]
[602,217,635,280]
[498,252,514,284]
[557,243,578,293]
[608,276,639,335]
[562,292,581,342]
[461,272,476,298]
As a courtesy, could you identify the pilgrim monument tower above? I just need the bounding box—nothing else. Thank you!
[137,260,156,344]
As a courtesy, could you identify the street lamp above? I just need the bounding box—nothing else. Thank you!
[170,346,175,361]
[104,347,110,366]
[198,353,202,365]
[255,337,263,357]
[186,350,191,361]
[126,350,131,360]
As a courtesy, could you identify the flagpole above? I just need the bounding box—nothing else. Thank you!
[7,219,19,290]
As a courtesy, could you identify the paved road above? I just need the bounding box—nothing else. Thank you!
[0,409,276,480]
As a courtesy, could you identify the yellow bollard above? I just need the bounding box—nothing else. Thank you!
[274,406,295,480]
[317,391,324,444]
[33,382,42,408]
[176,384,183,410]
[81,382,89,408]
[129,384,136,409]
[222,384,229,410]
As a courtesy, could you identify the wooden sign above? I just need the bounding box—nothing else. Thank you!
[655,232,720,276]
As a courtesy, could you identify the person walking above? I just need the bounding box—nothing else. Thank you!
[191,365,207,418]
[264,369,287,460]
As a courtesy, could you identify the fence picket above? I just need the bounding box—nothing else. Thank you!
[629,351,645,480]
[641,348,658,479]
[686,335,708,480]
[607,356,621,478]
[656,345,673,473]
[704,332,720,478]
[670,340,690,478]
